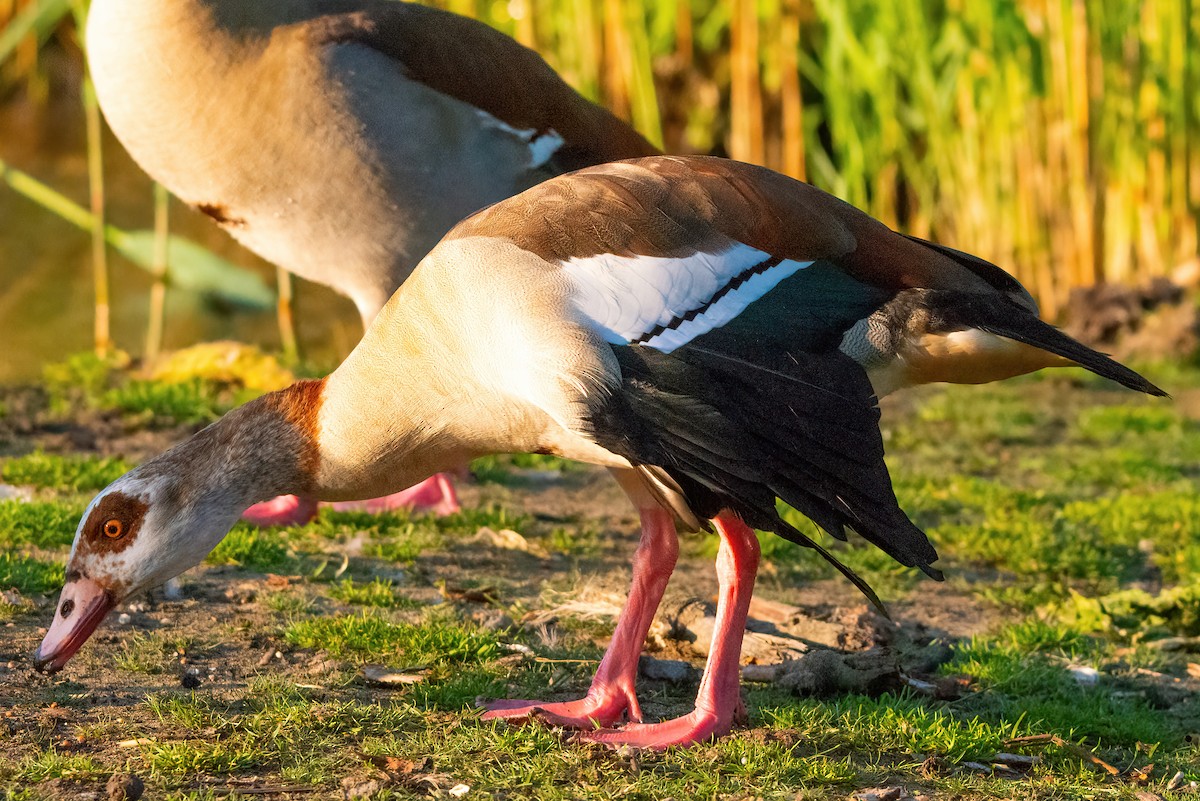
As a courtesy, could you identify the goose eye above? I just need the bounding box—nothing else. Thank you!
[103,519,125,539]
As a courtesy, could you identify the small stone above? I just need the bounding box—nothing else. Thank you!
[362,664,427,686]
[105,773,144,801]
[470,609,514,632]
[116,738,154,748]
[449,785,471,798]
[741,664,780,683]
[903,676,938,695]
[851,788,906,801]
[1067,664,1100,687]
[0,484,33,502]
[341,775,384,800]
[992,752,1038,771]
[117,614,132,625]
[638,656,694,683]
[161,578,185,601]
[180,674,202,689]
[1167,771,1188,791]
[470,527,539,554]
[776,647,901,698]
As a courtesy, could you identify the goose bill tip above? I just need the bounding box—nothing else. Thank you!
[33,579,117,674]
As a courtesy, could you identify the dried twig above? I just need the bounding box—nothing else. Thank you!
[1005,734,1120,776]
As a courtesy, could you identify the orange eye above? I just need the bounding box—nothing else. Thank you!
[103,519,125,539]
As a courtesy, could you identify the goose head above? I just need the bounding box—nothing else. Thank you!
[32,383,329,673]
[33,466,247,674]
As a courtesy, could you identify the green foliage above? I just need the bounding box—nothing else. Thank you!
[42,351,124,412]
[943,626,1177,747]
[1,451,130,492]
[10,753,102,782]
[41,352,237,425]
[206,526,293,572]
[0,499,82,548]
[1055,583,1200,641]
[140,741,263,777]
[0,553,63,594]
[264,590,317,615]
[104,378,223,424]
[284,612,499,664]
[328,577,422,609]
[111,229,274,310]
[0,156,274,310]
[112,632,192,674]
[471,452,583,484]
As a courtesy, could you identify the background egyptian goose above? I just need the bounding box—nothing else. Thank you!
[86,0,659,523]
[34,157,1163,749]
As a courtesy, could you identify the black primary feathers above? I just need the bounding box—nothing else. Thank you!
[588,341,942,613]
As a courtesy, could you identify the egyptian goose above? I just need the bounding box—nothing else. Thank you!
[34,157,1163,748]
[85,0,659,522]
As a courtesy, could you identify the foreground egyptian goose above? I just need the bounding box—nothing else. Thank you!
[85,0,659,523]
[35,157,1163,748]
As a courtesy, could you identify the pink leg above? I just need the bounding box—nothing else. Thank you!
[242,494,320,527]
[578,511,760,749]
[241,474,461,528]
[481,508,678,728]
[323,473,461,517]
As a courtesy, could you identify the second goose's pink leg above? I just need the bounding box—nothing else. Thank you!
[577,511,759,749]
[241,494,320,527]
[242,474,461,527]
[324,473,461,517]
[481,507,678,728]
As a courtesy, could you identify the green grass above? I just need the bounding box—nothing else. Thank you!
[0,451,131,492]
[283,611,500,665]
[471,452,585,484]
[112,632,193,674]
[0,499,82,548]
[328,577,424,609]
[11,753,104,782]
[1054,582,1200,640]
[0,552,63,594]
[4,368,1199,798]
[40,352,245,425]
[104,378,224,425]
[941,627,1179,747]
[206,526,295,572]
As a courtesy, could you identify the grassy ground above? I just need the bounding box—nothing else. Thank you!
[1,359,1199,799]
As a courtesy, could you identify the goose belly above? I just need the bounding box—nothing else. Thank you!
[87,16,546,318]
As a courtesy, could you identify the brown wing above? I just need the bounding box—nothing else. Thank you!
[298,3,660,171]
[450,155,1001,295]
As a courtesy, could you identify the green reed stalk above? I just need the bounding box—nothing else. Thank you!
[145,183,170,368]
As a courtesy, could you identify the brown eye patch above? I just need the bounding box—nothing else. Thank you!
[81,492,148,557]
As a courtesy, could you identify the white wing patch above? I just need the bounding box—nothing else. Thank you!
[563,243,813,353]
[473,110,564,169]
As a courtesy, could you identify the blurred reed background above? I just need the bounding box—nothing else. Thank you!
[1,0,1197,351]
